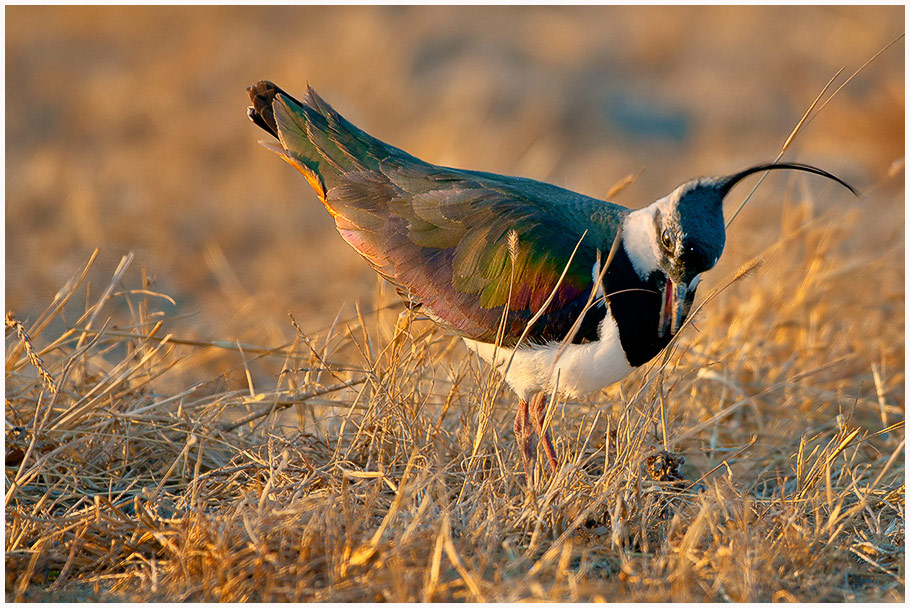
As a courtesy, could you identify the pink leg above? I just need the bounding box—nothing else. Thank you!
[529,392,559,473]
[513,399,535,486]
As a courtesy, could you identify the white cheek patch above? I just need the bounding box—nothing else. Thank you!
[622,185,689,280]
[622,206,660,279]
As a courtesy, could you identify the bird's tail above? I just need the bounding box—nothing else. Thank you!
[246,80,397,200]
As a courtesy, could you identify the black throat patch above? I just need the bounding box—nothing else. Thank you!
[602,246,686,367]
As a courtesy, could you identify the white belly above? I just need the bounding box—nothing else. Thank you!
[463,313,635,401]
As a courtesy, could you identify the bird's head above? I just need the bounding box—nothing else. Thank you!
[623,162,856,338]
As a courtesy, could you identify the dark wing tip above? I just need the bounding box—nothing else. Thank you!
[247,80,308,140]
[246,80,281,139]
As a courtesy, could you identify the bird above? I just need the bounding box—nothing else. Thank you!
[246,80,855,486]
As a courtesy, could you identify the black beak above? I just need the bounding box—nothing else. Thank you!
[657,278,689,338]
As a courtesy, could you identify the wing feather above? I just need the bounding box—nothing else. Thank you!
[249,82,631,344]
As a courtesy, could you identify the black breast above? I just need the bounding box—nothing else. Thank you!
[602,247,673,367]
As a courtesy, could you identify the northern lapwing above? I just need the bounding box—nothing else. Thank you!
[246,81,855,485]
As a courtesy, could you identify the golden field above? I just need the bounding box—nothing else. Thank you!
[5,5,905,601]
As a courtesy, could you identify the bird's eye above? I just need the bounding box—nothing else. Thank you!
[661,228,674,251]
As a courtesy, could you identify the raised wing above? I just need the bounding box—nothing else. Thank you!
[248,82,630,345]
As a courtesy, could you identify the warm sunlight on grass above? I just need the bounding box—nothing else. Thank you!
[5,5,904,602]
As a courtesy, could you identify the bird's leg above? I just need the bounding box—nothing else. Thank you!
[529,391,558,473]
[513,399,535,486]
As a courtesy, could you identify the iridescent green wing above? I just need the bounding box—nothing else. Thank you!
[251,82,628,344]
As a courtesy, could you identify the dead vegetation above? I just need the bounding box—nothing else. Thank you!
[6,180,904,600]
[5,5,904,603]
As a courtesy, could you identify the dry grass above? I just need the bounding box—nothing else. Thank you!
[6,184,904,601]
[5,5,904,603]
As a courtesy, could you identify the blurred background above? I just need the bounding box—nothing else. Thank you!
[6,5,904,375]
[5,8,905,601]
